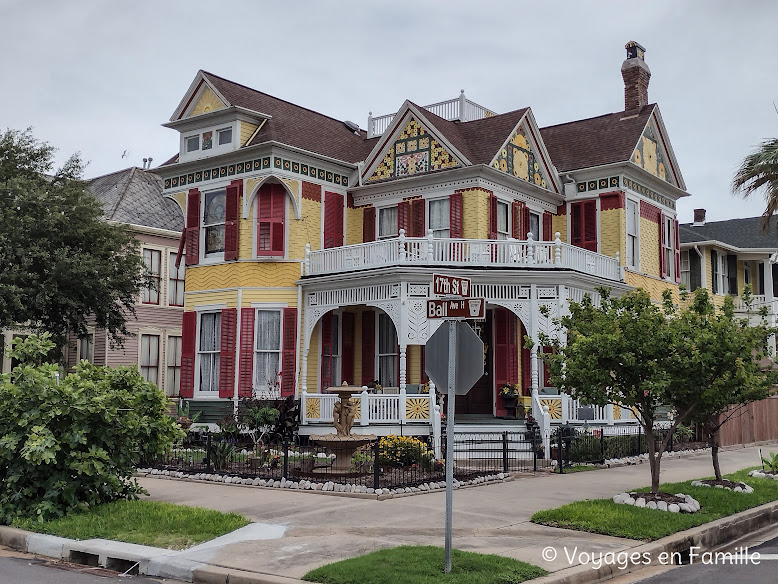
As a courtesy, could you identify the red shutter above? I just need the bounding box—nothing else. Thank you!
[488,194,498,239]
[341,312,355,385]
[320,312,333,391]
[508,312,518,384]
[449,192,463,238]
[238,308,255,398]
[674,218,681,283]
[185,189,200,266]
[218,308,237,398]
[281,308,297,396]
[521,321,531,394]
[224,179,242,261]
[494,308,509,417]
[324,192,344,249]
[411,198,425,237]
[659,212,666,278]
[180,311,196,397]
[361,310,375,384]
[257,183,285,256]
[363,206,375,242]
[543,211,553,241]
[511,201,523,239]
[398,200,410,234]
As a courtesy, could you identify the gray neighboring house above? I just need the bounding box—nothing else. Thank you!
[60,166,187,396]
[679,208,778,349]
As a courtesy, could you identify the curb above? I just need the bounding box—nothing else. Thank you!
[2,499,777,584]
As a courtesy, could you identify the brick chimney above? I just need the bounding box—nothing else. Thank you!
[621,41,651,111]
[693,208,706,226]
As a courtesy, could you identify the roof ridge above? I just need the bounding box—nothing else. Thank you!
[201,70,367,136]
[457,107,528,126]
[540,104,656,131]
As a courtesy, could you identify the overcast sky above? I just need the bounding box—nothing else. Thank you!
[3,0,777,224]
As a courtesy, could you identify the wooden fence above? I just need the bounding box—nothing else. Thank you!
[718,395,778,447]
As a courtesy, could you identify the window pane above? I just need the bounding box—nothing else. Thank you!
[79,334,94,363]
[200,354,219,391]
[497,202,508,233]
[218,128,232,145]
[186,136,199,152]
[200,313,221,351]
[204,190,226,225]
[379,207,398,237]
[378,313,397,353]
[254,352,280,395]
[255,310,281,350]
[379,356,398,387]
[430,200,449,232]
[168,253,185,306]
[529,213,540,240]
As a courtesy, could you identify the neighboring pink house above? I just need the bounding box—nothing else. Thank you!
[63,167,186,396]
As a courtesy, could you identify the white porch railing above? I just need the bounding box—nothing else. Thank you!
[305,231,624,282]
[366,91,496,138]
[536,394,638,425]
[300,389,435,427]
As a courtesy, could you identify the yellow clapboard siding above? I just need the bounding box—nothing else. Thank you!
[624,271,679,303]
[240,121,258,146]
[600,208,625,264]
[346,206,362,246]
[184,290,238,310]
[186,262,300,291]
[552,213,567,243]
[639,217,660,278]
[461,188,489,239]
[189,86,225,116]
[408,345,421,384]
[240,289,298,307]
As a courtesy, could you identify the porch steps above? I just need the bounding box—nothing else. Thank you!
[449,422,536,459]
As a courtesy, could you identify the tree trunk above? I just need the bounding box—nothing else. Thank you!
[644,424,661,493]
[711,426,722,482]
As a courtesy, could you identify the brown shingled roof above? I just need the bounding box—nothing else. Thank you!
[202,71,375,164]
[539,105,654,172]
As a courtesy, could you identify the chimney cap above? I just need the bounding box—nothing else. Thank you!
[625,41,646,60]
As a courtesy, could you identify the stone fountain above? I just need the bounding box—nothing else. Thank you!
[309,385,377,474]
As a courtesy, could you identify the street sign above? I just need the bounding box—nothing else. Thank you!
[433,274,471,297]
[424,321,485,396]
[427,298,485,320]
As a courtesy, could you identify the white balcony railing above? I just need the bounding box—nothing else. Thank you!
[304,231,624,282]
[300,389,434,427]
[367,91,496,138]
[536,394,639,426]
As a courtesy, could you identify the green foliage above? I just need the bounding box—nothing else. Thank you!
[209,440,237,472]
[378,435,434,470]
[302,545,547,584]
[762,452,778,473]
[238,397,281,445]
[13,499,249,550]
[732,137,778,223]
[0,128,147,348]
[176,400,201,424]
[0,335,183,524]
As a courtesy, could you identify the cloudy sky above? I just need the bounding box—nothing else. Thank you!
[3,0,777,223]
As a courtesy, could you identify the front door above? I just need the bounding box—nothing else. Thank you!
[455,313,492,415]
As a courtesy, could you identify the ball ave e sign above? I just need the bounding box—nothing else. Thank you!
[424,321,485,395]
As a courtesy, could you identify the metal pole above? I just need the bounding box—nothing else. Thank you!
[502,431,509,474]
[444,319,456,574]
[373,439,380,490]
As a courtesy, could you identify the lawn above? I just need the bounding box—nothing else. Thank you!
[13,499,249,549]
[531,468,778,541]
[302,545,547,584]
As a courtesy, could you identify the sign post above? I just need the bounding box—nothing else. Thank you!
[426,274,485,574]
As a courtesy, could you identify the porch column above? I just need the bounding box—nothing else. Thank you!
[301,350,309,393]
[399,344,407,393]
[764,259,774,303]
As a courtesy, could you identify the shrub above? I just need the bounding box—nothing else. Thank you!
[209,440,237,472]
[0,335,183,523]
[378,435,434,470]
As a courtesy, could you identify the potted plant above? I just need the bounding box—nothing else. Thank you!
[499,383,521,419]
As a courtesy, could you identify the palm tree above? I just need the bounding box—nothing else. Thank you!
[732,138,778,229]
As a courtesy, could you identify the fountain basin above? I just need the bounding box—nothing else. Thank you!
[309,434,377,473]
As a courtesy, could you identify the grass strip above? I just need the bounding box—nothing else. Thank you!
[14,499,249,550]
[302,545,547,584]
[531,468,778,541]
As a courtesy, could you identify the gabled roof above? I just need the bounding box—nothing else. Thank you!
[540,105,655,173]
[200,71,375,164]
[88,167,183,231]
[680,217,778,250]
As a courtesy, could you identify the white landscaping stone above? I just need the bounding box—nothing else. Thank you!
[647,501,658,510]
[657,501,668,511]
[668,504,680,513]
[624,496,635,506]
[635,498,646,508]
[375,489,383,496]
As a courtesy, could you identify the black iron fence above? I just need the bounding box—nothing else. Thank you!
[144,431,550,489]
[553,424,706,473]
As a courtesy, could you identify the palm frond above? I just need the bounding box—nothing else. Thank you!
[732,138,778,232]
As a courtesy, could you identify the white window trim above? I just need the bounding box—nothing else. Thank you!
[428,197,450,239]
[625,198,640,271]
[377,206,399,239]
[201,187,227,262]
[141,245,166,306]
[194,310,222,397]
[663,216,674,281]
[164,330,183,397]
[185,134,200,153]
[496,201,509,240]
[167,251,186,307]
[217,127,233,146]
[254,308,283,397]
[138,330,162,387]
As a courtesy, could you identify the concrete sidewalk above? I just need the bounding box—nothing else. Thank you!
[138,443,774,580]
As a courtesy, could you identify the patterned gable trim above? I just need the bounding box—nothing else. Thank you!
[630,115,676,187]
[489,118,551,190]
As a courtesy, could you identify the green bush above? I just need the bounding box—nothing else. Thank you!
[0,334,183,524]
[378,435,434,470]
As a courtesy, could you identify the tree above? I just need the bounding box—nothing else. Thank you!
[732,137,778,227]
[669,288,774,481]
[0,334,183,523]
[0,128,146,349]
[540,288,700,493]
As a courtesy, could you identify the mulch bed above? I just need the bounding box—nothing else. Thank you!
[628,492,686,505]
[696,479,747,490]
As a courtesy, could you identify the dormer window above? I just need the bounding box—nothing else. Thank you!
[218,127,233,145]
[186,135,200,152]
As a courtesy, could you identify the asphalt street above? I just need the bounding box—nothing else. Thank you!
[0,547,179,584]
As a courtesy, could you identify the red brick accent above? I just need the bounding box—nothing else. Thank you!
[623,66,651,111]
[556,203,567,215]
[347,194,355,208]
[455,186,493,196]
[599,191,625,211]
[302,181,321,202]
[640,200,661,223]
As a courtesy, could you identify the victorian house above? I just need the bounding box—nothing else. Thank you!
[154,42,686,436]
